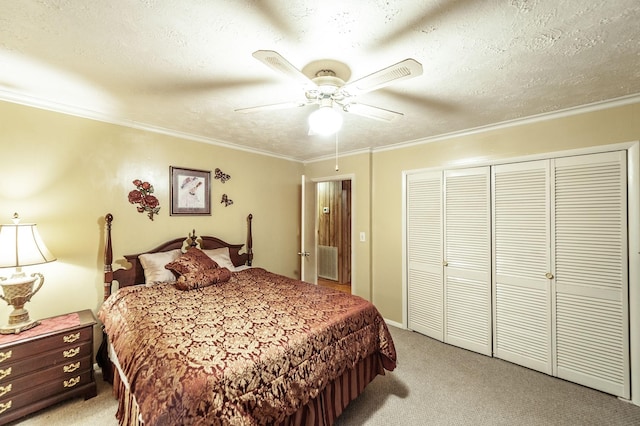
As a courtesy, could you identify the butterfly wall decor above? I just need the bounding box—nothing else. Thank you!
[221,194,233,207]
[214,168,230,183]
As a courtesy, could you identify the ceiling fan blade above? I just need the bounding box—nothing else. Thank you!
[141,77,274,95]
[343,103,404,122]
[253,4,296,38]
[252,50,316,87]
[235,101,308,113]
[374,0,468,48]
[341,59,423,97]
[381,87,459,114]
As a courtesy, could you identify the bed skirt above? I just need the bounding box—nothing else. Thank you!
[113,352,385,426]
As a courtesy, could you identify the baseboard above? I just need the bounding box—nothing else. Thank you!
[384,318,404,329]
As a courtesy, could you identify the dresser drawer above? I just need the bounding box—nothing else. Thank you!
[0,369,93,418]
[0,310,97,424]
[0,341,91,382]
[0,326,92,366]
[0,355,92,398]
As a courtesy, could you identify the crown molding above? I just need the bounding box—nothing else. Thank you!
[372,93,640,154]
[2,88,638,164]
[0,89,301,163]
[302,147,372,165]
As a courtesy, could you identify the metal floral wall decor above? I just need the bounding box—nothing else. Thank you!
[128,179,161,220]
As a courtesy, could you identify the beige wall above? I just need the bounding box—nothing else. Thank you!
[0,101,302,324]
[2,99,638,365]
[371,102,640,323]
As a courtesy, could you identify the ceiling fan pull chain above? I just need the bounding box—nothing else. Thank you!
[335,132,339,172]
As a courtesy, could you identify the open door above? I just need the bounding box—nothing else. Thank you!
[300,175,317,284]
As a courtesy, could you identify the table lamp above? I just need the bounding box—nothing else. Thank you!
[0,213,56,334]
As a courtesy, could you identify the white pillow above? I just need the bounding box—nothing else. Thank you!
[202,247,236,270]
[138,249,182,285]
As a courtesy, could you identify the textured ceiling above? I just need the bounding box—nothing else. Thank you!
[1,1,639,161]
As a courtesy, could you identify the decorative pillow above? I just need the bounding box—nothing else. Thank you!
[203,247,236,271]
[174,267,232,291]
[138,249,182,285]
[165,247,219,276]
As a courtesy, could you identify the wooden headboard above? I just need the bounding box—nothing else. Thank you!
[102,213,253,301]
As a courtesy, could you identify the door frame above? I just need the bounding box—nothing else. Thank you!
[304,173,356,293]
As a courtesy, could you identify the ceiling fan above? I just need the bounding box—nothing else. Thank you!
[235,50,423,135]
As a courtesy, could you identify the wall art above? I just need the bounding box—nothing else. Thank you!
[170,166,211,215]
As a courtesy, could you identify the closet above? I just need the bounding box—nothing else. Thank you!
[406,150,630,399]
[493,151,629,398]
[407,170,443,340]
[407,167,491,356]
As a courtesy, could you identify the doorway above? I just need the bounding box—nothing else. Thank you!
[316,180,352,294]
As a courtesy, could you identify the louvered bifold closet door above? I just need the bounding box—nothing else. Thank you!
[553,151,629,398]
[492,160,552,374]
[444,167,492,355]
[407,171,443,340]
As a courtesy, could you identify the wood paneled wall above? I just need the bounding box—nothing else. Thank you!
[317,181,351,284]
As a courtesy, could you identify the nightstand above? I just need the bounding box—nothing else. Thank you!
[0,309,97,425]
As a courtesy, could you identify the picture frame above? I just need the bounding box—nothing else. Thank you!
[170,166,211,215]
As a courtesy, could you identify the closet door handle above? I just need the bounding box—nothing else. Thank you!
[545,272,554,279]
[442,261,448,267]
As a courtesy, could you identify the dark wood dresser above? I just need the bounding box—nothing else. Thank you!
[0,309,97,425]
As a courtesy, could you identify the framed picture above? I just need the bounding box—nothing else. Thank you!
[170,166,211,215]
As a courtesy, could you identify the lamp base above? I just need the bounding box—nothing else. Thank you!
[0,271,45,335]
[0,318,40,334]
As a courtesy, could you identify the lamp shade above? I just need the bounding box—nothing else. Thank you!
[308,105,343,136]
[0,222,56,268]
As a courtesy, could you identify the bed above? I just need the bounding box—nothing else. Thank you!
[97,213,396,425]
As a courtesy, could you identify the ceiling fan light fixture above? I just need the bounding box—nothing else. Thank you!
[246,51,424,138]
[308,104,343,136]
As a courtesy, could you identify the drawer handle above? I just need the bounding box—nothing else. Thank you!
[0,351,11,363]
[64,362,81,373]
[0,368,11,380]
[63,376,80,388]
[63,347,80,358]
[63,332,80,343]
[0,401,11,414]
[0,384,11,397]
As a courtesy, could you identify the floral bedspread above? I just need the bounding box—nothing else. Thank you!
[99,268,396,425]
